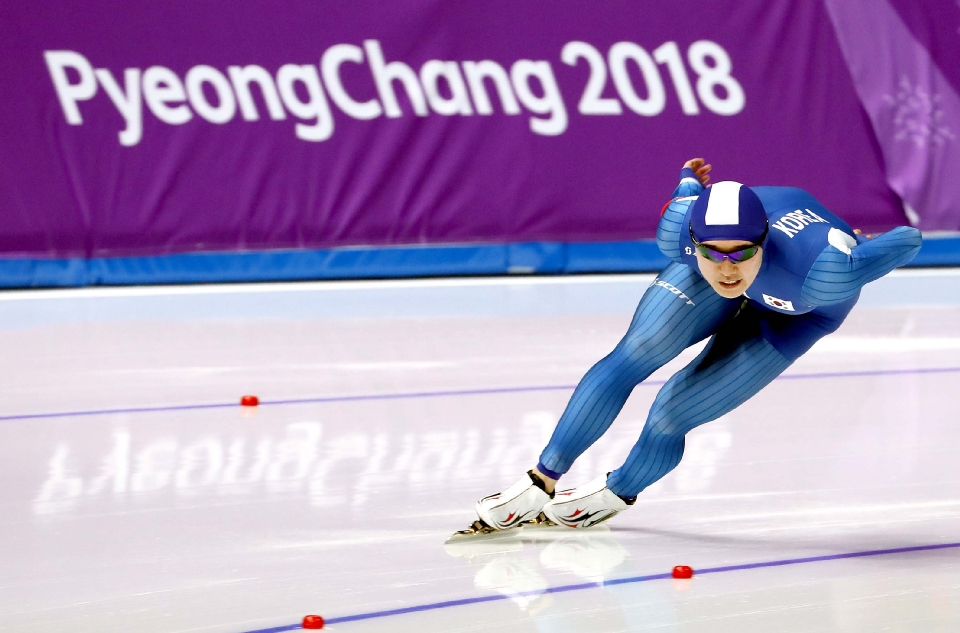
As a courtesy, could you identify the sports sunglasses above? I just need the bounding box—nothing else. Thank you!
[688,223,767,264]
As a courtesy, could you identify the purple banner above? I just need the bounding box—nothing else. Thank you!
[824,0,960,232]
[0,1,935,261]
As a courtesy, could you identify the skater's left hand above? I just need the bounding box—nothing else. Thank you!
[853,229,875,240]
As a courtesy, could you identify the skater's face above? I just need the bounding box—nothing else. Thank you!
[695,240,763,298]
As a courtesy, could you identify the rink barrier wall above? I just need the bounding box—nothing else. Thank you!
[0,235,957,288]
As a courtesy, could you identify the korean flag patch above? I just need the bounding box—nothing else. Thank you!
[763,294,795,311]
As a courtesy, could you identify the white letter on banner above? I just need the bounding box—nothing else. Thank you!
[321,44,382,120]
[420,60,473,116]
[185,66,237,124]
[561,42,622,115]
[228,65,287,121]
[44,51,98,124]
[608,42,666,116]
[510,60,568,136]
[94,68,143,146]
[143,67,193,125]
[363,40,428,118]
[276,64,334,142]
[462,61,521,115]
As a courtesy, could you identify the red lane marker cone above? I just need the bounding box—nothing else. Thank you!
[672,565,694,579]
[240,395,259,407]
[302,614,324,629]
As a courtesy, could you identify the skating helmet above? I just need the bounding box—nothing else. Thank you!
[689,181,768,244]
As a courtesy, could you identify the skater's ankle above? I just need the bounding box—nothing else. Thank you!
[603,471,637,505]
[530,467,557,495]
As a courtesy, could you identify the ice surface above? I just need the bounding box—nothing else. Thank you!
[1,270,958,632]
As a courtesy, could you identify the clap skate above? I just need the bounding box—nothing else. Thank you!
[541,474,636,529]
[447,470,554,542]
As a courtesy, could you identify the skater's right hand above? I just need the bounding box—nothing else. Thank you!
[683,158,712,185]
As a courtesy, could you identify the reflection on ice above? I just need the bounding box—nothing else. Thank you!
[538,530,629,581]
[32,412,735,517]
[475,557,549,609]
[34,423,325,514]
[444,527,632,612]
[32,414,554,515]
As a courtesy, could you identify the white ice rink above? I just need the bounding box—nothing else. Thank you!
[2,270,959,632]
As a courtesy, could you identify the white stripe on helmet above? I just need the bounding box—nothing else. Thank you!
[704,181,744,225]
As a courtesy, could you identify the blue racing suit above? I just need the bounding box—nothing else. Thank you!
[537,168,922,497]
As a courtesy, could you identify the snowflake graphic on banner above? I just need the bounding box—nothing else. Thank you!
[883,76,955,148]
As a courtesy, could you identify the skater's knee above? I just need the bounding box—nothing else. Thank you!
[643,405,697,443]
[612,330,677,368]
[644,417,686,442]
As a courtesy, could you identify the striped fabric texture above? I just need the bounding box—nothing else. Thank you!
[801,226,923,306]
[538,173,921,498]
[538,264,742,489]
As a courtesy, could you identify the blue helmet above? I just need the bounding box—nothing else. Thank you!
[689,181,768,244]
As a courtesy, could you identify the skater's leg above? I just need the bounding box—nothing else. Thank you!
[540,313,787,528]
[606,334,788,497]
[606,297,858,498]
[537,263,740,480]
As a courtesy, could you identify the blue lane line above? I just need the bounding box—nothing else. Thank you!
[0,385,582,422]
[240,541,960,632]
[0,401,242,422]
[2,365,960,423]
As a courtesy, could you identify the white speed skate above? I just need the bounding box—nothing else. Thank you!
[448,471,554,541]
[541,474,636,529]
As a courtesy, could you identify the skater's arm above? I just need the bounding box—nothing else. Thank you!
[656,200,690,263]
[657,159,710,262]
[800,226,922,306]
